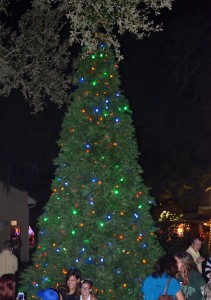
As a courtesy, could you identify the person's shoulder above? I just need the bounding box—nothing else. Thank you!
[170,277,179,282]
[11,252,18,259]
[144,274,154,281]
[191,270,202,275]
[186,246,192,252]
[169,278,181,294]
[190,270,205,281]
[142,274,154,288]
[59,291,68,300]
[169,277,180,287]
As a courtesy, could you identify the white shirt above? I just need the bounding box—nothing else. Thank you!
[80,295,91,300]
[0,249,18,277]
[186,246,202,273]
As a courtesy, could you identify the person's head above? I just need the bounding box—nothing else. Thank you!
[175,252,198,282]
[81,280,93,297]
[66,268,82,294]
[37,288,60,300]
[3,240,13,251]
[152,254,178,278]
[191,237,202,252]
[0,273,16,300]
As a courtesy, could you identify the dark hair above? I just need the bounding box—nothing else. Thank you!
[4,240,12,249]
[152,254,178,278]
[0,274,16,300]
[64,268,82,296]
[66,268,82,282]
[81,280,93,289]
[191,236,202,244]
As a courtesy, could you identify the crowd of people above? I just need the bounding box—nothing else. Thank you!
[0,239,97,300]
[0,265,96,300]
[142,236,211,299]
[1,237,211,299]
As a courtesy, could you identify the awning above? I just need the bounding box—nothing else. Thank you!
[27,196,37,209]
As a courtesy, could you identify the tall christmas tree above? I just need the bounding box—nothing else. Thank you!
[21,45,163,299]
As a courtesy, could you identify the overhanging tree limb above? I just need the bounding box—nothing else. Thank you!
[0,0,172,111]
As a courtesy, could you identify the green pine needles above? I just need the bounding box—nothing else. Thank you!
[21,45,163,299]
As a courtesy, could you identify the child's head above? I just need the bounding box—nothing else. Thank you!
[37,288,60,300]
[81,280,93,296]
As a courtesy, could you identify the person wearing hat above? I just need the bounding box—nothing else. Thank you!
[37,288,62,300]
[0,240,18,277]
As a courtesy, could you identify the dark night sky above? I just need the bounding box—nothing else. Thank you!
[0,0,211,229]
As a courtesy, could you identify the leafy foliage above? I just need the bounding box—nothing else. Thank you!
[42,0,172,59]
[152,199,187,253]
[0,4,72,112]
[0,0,172,111]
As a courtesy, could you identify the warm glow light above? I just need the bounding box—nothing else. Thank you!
[177,224,185,237]
[11,220,17,226]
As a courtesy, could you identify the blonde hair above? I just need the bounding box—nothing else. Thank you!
[175,252,198,285]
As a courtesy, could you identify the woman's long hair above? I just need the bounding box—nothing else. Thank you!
[152,254,178,278]
[0,274,16,300]
[64,268,82,297]
[175,252,198,285]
